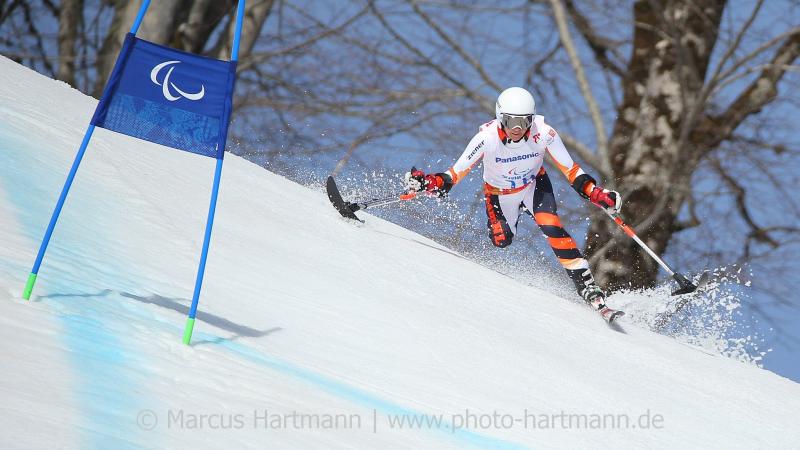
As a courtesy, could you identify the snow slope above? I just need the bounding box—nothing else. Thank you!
[1,57,798,450]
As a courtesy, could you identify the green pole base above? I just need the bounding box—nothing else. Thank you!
[23,273,37,300]
[182,318,196,345]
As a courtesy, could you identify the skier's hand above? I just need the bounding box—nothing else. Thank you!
[589,186,622,214]
[404,169,426,192]
[404,169,446,196]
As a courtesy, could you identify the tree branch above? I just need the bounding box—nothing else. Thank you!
[701,29,800,151]
[408,0,502,93]
[332,108,437,177]
[710,158,780,249]
[239,3,369,72]
[548,0,611,177]
[0,1,23,27]
[562,0,626,77]
[703,0,764,96]
[20,1,56,77]
[713,27,800,93]
[368,2,491,112]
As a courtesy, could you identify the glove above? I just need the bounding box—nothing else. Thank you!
[589,186,622,214]
[404,169,446,197]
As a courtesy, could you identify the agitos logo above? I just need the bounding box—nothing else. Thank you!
[150,60,206,102]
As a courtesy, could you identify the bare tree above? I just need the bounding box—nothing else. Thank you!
[577,1,799,290]
[56,0,82,86]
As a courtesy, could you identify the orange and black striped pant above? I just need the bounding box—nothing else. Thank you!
[485,171,591,288]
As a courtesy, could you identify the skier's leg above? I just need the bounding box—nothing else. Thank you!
[526,171,605,308]
[484,187,527,248]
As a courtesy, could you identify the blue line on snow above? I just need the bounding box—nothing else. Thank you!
[0,128,149,449]
[198,332,531,450]
[102,293,533,450]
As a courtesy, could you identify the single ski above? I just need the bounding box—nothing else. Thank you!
[600,307,625,324]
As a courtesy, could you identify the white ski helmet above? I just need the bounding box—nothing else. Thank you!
[495,87,536,130]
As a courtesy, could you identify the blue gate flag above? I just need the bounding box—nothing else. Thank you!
[91,33,236,159]
[24,0,247,346]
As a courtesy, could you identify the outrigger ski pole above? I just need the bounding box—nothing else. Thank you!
[346,191,418,213]
[326,175,420,222]
[603,209,708,296]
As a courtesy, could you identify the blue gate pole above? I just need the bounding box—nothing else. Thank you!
[22,0,152,301]
[183,159,223,344]
[130,0,152,35]
[182,0,246,344]
[23,125,94,299]
[231,0,246,61]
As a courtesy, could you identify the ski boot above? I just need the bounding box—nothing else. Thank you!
[580,283,625,324]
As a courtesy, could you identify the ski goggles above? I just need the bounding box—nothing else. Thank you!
[501,114,533,130]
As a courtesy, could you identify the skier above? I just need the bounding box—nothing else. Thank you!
[405,87,623,321]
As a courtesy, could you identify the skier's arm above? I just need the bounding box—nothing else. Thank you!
[405,130,486,196]
[545,127,621,213]
[544,127,597,198]
[443,130,486,189]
